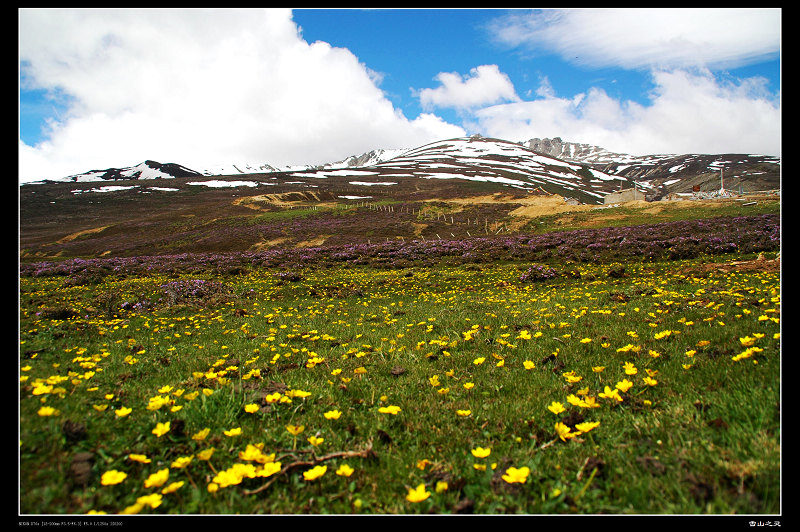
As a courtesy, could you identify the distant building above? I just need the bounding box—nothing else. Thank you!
[603,187,642,204]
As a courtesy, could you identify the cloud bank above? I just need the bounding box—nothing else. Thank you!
[472,68,780,156]
[18,8,463,182]
[445,8,781,156]
[487,8,781,70]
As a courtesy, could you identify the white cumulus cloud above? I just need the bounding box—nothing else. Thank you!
[474,68,780,156]
[18,8,464,182]
[415,64,520,111]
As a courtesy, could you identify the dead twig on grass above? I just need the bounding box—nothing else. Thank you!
[243,440,375,495]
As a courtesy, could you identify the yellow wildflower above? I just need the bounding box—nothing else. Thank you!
[471,447,491,458]
[152,422,170,437]
[264,392,283,403]
[574,421,600,433]
[119,503,142,515]
[170,456,194,469]
[256,462,282,478]
[566,394,582,406]
[286,424,305,435]
[161,481,185,495]
[580,396,600,408]
[144,468,170,488]
[336,464,355,477]
[100,470,127,486]
[555,422,575,441]
[197,448,215,461]
[192,427,210,441]
[501,466,530,484]
[37,406,58,417]
[303,465,327,481]
[599,386,623,402]
[406,484,431,503]
[739,336,756,347]
[615,379,634,393]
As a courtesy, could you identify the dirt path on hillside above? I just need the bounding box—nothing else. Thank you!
[425,193,595,216]
[56,225,111,244]
[440,194,773,221]
[234,192,339,211]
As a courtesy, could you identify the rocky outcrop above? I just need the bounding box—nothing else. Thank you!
[526,137,565,157]
[525,137,612,162]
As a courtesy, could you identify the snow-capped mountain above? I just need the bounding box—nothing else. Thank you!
[28,134,779,204]
[57,160,203,183]
[330,147,412,168]
[523,136,780,196]
[277,136,626,203]
[197,147,412,176]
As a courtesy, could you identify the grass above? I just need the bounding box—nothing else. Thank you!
[523,198,780,234]
[19,248,780,515]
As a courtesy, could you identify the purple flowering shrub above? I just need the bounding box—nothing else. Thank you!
[519,264,559,283]
[20,214,780,279]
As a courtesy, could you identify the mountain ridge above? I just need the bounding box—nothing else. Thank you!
[19,134,781,261]
[25,135,780,201]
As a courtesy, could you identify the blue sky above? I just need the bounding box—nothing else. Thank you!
[19,8,781,182]
[294,9,662,120]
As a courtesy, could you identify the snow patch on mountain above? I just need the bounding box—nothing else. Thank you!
[64,160,203,182]
[187,180,264,188]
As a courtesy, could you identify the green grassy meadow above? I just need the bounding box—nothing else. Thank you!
[19,250,780,515]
